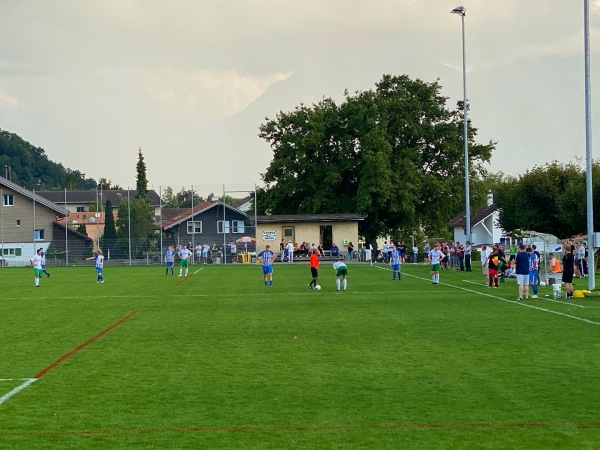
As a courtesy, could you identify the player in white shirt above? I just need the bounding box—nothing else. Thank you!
[30,248,43,287]
[428,244,444,284]
[178,245,193,277]
[333,258,348,291]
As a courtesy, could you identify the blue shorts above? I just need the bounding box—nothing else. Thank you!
[262,265,273,275]
[165,262,173,267]
[392,264,400,271]
[96,267,103,274]
[529,270,538,283]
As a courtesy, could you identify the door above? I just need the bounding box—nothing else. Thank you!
[320,225,333,251]
[282,226,295,245]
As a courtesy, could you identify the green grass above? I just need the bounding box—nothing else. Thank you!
[1,262,600,449]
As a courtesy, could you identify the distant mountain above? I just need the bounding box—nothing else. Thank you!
[185,54,598,183]
[185,57,462,184]
[0,128,96,190]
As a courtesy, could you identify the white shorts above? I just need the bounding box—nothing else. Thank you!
[516,274,529,286]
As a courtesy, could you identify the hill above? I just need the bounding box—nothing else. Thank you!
[0,128,96,190]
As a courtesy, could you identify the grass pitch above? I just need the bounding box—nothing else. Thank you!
[1,262,600,449]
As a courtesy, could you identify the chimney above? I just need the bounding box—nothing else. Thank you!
[487,191,493,207]
[4,165,10,181]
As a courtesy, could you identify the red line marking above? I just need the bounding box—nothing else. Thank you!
[33,311,137,379]
[1,420,600,437]
[176,276,191,286]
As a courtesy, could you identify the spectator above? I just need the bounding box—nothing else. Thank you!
[286,240,294,263]
[330,243,340,257]
[347,242,354,260]
[548,252,561,273]
[423,242,431,264]
[464,240,472,272]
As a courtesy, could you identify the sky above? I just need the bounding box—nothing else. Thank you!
[2,0,600,192]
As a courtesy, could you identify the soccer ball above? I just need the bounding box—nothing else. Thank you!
[315,285,321,291]
[539,281,546,287]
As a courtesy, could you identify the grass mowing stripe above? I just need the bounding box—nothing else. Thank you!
[1,291,439,301]
[374,265,600,326]
[34,310,138,379]
[2,420,600,437]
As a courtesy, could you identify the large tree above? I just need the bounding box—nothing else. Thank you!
[493,162,600,238]
[259,74,495,241]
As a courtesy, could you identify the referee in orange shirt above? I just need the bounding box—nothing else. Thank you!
[308,249,320,289]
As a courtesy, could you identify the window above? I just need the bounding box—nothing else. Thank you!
[231,220,245,234]
[2,194,14,206]
[2,248,15,256]
[77,207,85,212]
[34,229,45,240]
[187,221,202,234]
[16,220,20,227]
[217,221,230,234]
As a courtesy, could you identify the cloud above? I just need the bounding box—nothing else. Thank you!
[0,91,17,107]
[139,68,291,118]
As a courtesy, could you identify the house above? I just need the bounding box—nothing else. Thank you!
[255,213,364,258]
[231,196,254,214]
[55,211,119,243]
[0,176,91,265]
[448,198,506,246]
[161,201,251,262]
[37,189,162,218]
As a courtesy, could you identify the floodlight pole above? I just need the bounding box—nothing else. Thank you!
[451,6,471,244]
[584,0,595,290]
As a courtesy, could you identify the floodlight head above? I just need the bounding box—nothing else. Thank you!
[451,6,466,16]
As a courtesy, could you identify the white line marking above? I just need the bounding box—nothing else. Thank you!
[0,378,36,406]
[0,378,31,382]
[193,268,205,275]
[372,266,600,327]
[461,280,585,309]
[537,297,586,308]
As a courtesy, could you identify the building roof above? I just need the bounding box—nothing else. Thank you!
[37,189,161,207]
[0,176,69,216]
[160,201,248,229]
[230,196,253,211]
[447,205,499,228]
[256,213,365,224]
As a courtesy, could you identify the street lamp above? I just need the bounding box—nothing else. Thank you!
[451,5,471,244]
[584,0,595,290]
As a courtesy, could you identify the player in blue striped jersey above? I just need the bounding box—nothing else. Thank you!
[258,245,276,287]
[390,245,401,280]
